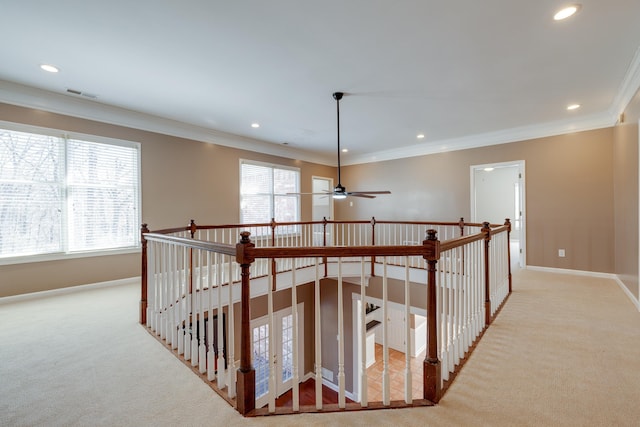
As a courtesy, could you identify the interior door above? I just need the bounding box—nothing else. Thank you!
[312,177,333,245]
[251,304,304,408]
[471,161,525,269]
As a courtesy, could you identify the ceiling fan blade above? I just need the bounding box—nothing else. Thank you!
[287,191,332,195]
[349,190,392,195]
[349,193,376,199]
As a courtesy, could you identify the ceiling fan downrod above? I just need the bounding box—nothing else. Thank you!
[333,91,345,196]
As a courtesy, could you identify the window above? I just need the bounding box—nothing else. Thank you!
[240,160,300,232]
[0,126,140,262]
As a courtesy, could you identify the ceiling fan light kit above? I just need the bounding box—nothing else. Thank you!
[290,92,391,200]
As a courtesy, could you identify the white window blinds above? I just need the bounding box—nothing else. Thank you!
[0,127,140,260]
[240,161,300,230]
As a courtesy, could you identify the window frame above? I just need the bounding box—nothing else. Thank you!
[239,159,301,235]
[0,121,142,266]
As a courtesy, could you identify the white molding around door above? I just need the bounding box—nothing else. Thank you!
[470,160,526,268]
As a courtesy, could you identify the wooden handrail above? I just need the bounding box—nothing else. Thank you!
[143,233,236,256]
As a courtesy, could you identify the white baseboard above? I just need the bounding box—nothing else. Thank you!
[0,276,140,305]
[612,276,640,312]
[525,266,640,311]
[322,378,358,402]
[525,265,616,279]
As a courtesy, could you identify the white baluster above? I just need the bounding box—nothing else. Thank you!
[291,259,299,412]
[382,258,390,406]
[160,243,167,340]
[184,245,192,361]
[338,258,346,408]
[360,257,368,407]
[227,257,236,398]
[207,251,216,382]
[404,259,412,404]
[216,252,224,387]
[147,241,155,329]
[198,251,207,373]
[189,249,198,366]
[314,258,323,410]
[268,259,276,413]
[176,246,184,355]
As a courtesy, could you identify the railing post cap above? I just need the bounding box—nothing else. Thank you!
[240,231,251,242]
[425,228,438,240]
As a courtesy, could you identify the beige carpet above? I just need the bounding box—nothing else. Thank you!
[1,269,639,426]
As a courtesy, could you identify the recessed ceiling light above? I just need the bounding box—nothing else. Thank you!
[567,104,581,110]
[341,148,348,153]
[484,167,495,172]
[40,64,59,73]
[417,134,425,139]
[554,4,580,21]
[251,123,260,128]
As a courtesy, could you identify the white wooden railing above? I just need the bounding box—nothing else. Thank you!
[140,219,512,416]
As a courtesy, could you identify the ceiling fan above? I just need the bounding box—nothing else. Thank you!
[293,92,391,199]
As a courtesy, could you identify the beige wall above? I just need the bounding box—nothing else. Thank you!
[0,103,335,297]
[338,128,615,273]
[614,88,640,300]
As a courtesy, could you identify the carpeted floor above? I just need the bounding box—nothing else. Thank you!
[1,269,639,426]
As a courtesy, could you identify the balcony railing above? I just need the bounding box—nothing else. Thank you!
[140,218,512,416]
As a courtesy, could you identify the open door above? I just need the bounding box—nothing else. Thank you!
[312,176,334,245]
[471,161,525,269]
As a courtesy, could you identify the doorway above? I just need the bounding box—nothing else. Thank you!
[251,303,304,408]
[312,176,334,245]
[471,161,525,269]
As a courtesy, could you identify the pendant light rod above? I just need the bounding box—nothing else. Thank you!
[333,91,343,187]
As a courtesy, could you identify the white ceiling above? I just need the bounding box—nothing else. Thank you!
[1,1,640,166]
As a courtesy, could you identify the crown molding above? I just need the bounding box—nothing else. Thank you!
[0,80,336,166]
[609,45,640,121]
[345,111,614,165]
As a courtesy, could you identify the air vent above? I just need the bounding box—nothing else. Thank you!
[66,88,98,99]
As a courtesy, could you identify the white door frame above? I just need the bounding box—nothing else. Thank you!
[251,303,304,408]
[312,176,334,245]
[312,176,334,221]
[470,160,526,268]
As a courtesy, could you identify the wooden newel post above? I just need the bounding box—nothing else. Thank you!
[236,231,256,415]
[458,217,465,237]
[371,217,377,277]
[505,218,512,294]
[423,229,441,402]
[482,222,492,326]
[140,223,150,325]
[189,220,196,293]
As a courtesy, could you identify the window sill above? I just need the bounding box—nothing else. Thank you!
[0,247,141,266]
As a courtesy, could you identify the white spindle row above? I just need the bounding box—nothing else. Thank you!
[145,240,237,402]
[489,230,510,316]
[437,239,485,385]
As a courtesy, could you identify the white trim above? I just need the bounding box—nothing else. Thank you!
[346,112,614,166]
[613,276,640,312]
[525,265,617,279]
[0,247,140,266]
[526,266,640,311]
[610,46,640,121]
[470,160,526,268]
[321,377,357,402]
[0,276,139,305]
